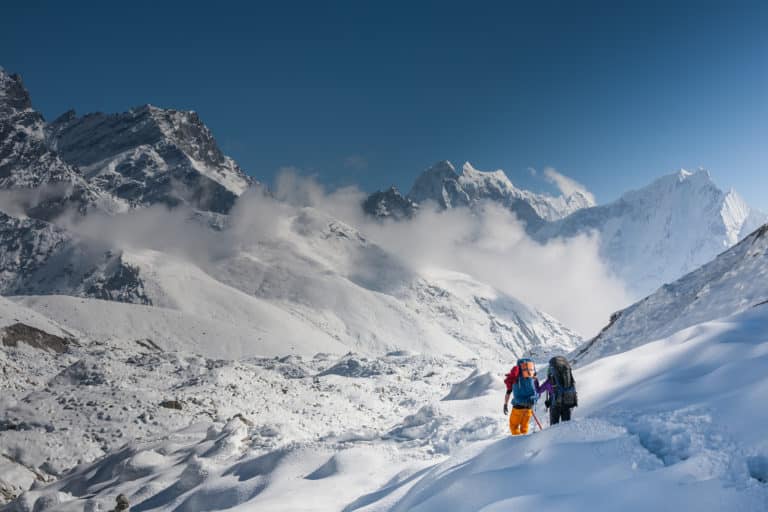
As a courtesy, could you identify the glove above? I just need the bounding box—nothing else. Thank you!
[503,403,509,415]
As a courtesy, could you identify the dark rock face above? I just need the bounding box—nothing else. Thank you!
[362,187,418,220]
[0,323,70,353]
[0,212,70,292]
[84,258,150,305]
[159,400,183,410]
[0,71,32,117]
[0,70,105,220]
[47,105,252,213]
[0,212,150,305]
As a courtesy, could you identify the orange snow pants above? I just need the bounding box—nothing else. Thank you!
[509,407,533,435]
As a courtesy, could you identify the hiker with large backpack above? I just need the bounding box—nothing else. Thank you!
[502,358,542,435]
[543,355,578,425]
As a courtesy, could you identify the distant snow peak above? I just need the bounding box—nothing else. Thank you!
[539,168,767,297]
[400,160,588,224]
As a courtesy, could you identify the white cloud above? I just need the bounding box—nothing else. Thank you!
[543,167,596,204]
[46,169,627,338]
[274,171,629,336]
[351,201,629,337]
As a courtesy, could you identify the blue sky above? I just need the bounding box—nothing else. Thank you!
[2,1,767,209]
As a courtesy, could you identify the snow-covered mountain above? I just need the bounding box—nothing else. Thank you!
[573,222,768,364]
[369,162,765,298]
[404,160,593,224]
[0,70,109,219]
[47,105,252,214]
[537,169,766,297]
[1,67,253,219]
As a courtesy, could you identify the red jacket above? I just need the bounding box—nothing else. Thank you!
[504,365,520,392]
[505,366,551,394]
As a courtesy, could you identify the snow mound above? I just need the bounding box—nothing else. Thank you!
[441,369,503,401]
[319,354,396,378]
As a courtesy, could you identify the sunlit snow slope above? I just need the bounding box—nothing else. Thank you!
[344,305,768,511]
[575,223,768,364]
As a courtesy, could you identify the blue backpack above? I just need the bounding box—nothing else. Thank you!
[512,358,538,406]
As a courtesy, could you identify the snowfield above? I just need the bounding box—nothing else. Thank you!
[3,303,767,510]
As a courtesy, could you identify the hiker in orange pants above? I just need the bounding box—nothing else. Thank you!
[503,358,541,436]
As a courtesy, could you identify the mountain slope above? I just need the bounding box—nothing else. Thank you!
[47,105,252,213]
[574,222,768,364]
[536,169,767,297]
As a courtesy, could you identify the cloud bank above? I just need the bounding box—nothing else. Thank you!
[269,169,629,336]
[35,168,628,339]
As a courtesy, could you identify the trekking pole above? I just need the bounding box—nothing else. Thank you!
[531,410,543,431]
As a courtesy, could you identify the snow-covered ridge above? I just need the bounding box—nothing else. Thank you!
[403,160,593,223]
[574,222,768,364]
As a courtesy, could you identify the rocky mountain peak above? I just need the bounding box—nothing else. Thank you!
[362,186,418,220]
[0,68,32,117]
[46,102,252,213]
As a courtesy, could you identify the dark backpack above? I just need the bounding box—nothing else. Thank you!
[548,356,577,408]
